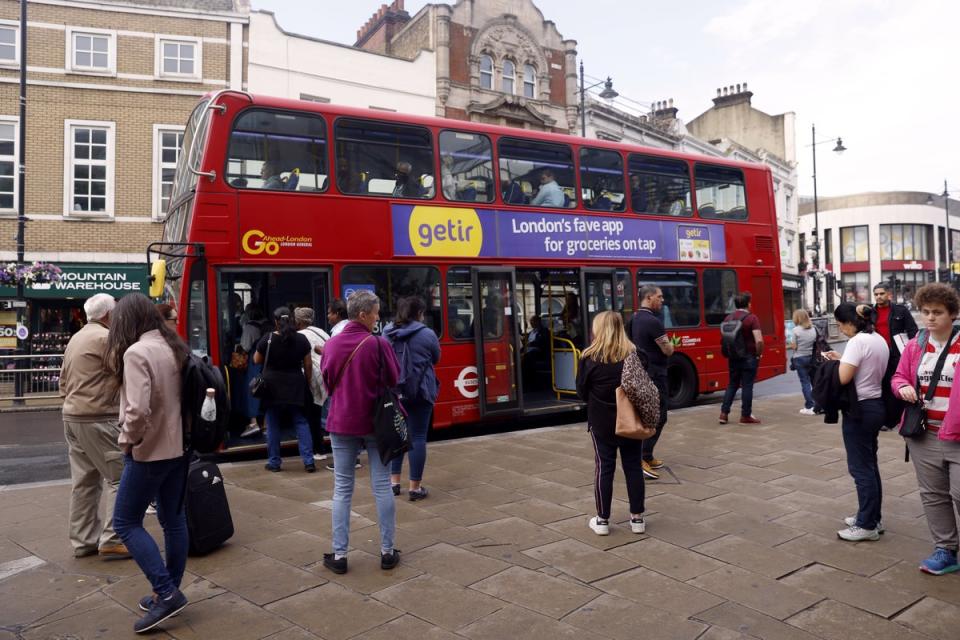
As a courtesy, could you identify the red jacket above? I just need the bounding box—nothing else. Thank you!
[321,321,399,436]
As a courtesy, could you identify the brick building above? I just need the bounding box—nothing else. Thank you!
[354,0,578,133]
[0,0,247,353]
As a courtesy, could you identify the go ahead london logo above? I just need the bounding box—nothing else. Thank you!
[241,229,313,256]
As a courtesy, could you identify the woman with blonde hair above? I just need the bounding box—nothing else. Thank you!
[576,311,647,536]
[787,308,820,415]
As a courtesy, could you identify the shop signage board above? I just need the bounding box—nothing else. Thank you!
[0,264,148,299]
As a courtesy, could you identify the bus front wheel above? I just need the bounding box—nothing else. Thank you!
[667,355,698,409]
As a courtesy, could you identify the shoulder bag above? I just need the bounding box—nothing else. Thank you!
[373,339,411,464]
[248,334,272,398]
[900,327,958,438]
[616,351,658,440]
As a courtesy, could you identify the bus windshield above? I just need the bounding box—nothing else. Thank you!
[170,98,210,207]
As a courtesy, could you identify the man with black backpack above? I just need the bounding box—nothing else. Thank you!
[719,292,764,424]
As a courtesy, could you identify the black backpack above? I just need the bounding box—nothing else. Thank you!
[181,354,230,453]
[811,324,832,365]
[720,310,749,359]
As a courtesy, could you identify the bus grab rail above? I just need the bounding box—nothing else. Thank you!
[187,89,253,183]
[550,336,580,399]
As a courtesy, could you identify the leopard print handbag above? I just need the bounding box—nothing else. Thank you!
[619,350,661,433]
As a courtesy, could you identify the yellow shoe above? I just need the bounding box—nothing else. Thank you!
[646,458,664,470]
[98,543,131,559]
[642,460,659,480]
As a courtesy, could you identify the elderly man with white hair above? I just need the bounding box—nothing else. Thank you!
[60,293,129,559]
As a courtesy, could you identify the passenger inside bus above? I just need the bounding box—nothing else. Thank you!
[521,315,550,390]
[392,161,415,197]
[260,161,284,190]
[530,169,565,208]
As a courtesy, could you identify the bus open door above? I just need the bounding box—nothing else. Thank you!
[471,267,523,418]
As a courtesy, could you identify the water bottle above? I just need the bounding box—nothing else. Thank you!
[200,388,217,422]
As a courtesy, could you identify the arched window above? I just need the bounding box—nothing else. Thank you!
[523,64,536,98]
[502,59,515,94]
[479,54,493,89]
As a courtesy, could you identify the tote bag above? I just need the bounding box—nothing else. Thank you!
[373,339,411,465]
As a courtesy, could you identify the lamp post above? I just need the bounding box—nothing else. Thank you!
[928,181,951,283]
[578,60,618,137]
[809,123,846,316]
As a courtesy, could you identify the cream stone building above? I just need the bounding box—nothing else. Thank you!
[0,0,247,350]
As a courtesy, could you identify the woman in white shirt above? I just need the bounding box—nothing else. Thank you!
[822,302,889,542]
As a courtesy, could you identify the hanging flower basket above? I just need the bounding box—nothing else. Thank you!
[0,261,63,287]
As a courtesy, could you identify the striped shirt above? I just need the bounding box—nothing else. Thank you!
[917,333,960,431]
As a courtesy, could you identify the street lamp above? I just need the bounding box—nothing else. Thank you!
[927,181,951,283]
[809,123,846,316]
[579,60,618,137]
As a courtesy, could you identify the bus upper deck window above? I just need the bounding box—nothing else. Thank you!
[628,155,692,217]
[334,119,434,199]
[580,147,626,212]
[498,137,576,209]
[695,165,747,220]
[439,131,494,203]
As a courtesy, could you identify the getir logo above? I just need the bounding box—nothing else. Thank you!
[408,206,483,257]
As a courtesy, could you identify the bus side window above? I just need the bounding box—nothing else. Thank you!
[580,147,626,212]
[704,269,738,325]
[498,137,576,209]
[334,118,434,199]
[341,265,442,336]
[439,130,495,203]
[226,109,328,192]
[637,269,699,328]
[446,267,475,340]
[628,155,692,217]
[696,165,748,220]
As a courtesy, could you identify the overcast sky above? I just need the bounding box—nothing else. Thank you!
[251,0,957,198]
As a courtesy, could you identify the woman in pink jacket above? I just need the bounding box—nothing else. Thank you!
[891,282,960,575]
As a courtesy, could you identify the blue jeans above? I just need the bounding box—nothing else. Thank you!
[266,406,313,468]
[330,433,396,555]
[842,398,884,530]
[642,373,668,462]
[390,401,432,482]
[793,355,818,410]
[720,356,759,417]
[113,454,188,598]
[243,363,262,420]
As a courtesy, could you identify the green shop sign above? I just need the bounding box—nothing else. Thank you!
[0,263,147,299]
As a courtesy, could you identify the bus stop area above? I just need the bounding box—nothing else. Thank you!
[1,395,958,640]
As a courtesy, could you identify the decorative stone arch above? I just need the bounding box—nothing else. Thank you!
[469,16,550,99]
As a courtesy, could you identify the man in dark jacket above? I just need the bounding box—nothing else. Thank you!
[873,283,918,429]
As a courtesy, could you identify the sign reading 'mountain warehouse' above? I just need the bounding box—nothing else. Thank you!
[0,264,147,299]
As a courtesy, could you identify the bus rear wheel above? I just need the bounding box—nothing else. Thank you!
[667,356,697,409]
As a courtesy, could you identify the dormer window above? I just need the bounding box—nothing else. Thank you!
[502,59,516,94]
[479,54,493,89]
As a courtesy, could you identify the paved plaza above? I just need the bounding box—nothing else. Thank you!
[1,393,959,639]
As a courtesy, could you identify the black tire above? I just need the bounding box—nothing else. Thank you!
[667,355,698,409]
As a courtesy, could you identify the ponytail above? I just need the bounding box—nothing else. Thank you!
[273,306,298,342]
[834,302,876,334]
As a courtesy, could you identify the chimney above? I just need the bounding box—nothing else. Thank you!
[355,0,411,53]
[653,98,678,120]
[712,82,753,107]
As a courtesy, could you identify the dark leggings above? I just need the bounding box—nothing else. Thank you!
[590,429,645,519]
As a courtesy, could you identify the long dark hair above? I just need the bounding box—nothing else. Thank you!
[834,302,876,334]
[273,306,297,342]
[395,296,426,326]
[107,293,189,382]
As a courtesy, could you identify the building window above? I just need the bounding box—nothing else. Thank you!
[523,64,536,98]
[502,59,516,94]
[67,28,114,73]
[156,36,201,79]
[881,270,932,308]
[840,225,869,262]
[479,54,493,89]
[153,126,184,219]
[879,224,931,261]
[0,23,18,64]
[64,120,114,215]
[0,118,15,210]
[840,272,871,303]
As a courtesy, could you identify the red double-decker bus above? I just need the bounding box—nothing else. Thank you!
[153,90,785,449]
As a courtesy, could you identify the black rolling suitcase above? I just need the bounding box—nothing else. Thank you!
[184,457,234,555]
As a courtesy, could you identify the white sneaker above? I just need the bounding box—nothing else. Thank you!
[630,516,646,534]
[837,525,880,541]
[145,502,157,516]
[844,516,884,534]
[240,423,261,438]
[313,453,328,461]
[799,408,816,416]
[589,516,610,536]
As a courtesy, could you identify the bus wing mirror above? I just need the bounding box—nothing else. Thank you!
[149,259,166,298]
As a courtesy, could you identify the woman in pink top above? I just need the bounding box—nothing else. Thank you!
[107,293,191,632]
[892,283,960,575]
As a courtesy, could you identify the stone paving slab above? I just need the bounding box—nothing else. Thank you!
[3,392,960,639]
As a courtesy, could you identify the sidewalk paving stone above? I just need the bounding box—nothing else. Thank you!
[468,516,566,550]
[457,603,606,640]
[562,593,707,640]
[404,542,510,586]
[493,496,583,524]
[786,599,931,640]
[592,566,725,617]
[352,614,466,640]
[544,514,640,550]
[174,592,293,640]
[470,565,600,618]
[779,563,923,618]
[872,561,960,607]
[249,530,333,569]
[893,596,960,640]
[697,511,806,547]
[20,598,153,640]
[205,554,324,605]
[642,513,727,548]
[775,532,900,577]
[606,537,725,581]
[689,565,822,620]
[268,583,403,640]
[373,574,501,630]
[692,534,810,579]
[693,601,821,640]
[523,538,633,582]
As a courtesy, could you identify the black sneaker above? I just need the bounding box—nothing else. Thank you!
[138,595,182,617]
[391,484,401,496]
[323,552,347,574]
[381,549,400,570]
[304,463,317,473]
[408,487,428,502]
[133,589,187,633]
[264,463,281,472]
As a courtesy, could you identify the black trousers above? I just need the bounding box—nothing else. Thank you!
[590,429,645,519]
[642,373,669,461]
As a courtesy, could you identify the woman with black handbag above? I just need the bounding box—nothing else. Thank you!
[892,283,960,575]
[253,307,314,472]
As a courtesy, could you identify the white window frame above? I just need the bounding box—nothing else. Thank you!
[152,124,184,220]
[502,59,516,95]
[65,27,116,76]
[154,34,202,81]
[0,115,18,215]
[63,119,115,218]
[0,21,19,68]
[479,54,493,90]
[523,64,536,99]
